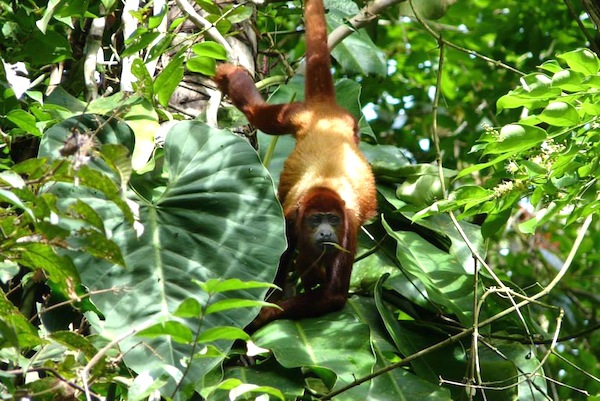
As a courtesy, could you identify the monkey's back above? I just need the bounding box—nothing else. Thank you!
[278,108,377,224]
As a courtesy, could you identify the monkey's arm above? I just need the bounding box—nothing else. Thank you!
[214,64,305,135]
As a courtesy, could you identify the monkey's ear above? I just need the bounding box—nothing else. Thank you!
[215,64,306,135]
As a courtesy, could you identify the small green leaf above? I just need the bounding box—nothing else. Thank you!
[220,382,285,401]
[0,188,35,219]
[36,0,61,33]
[0,292,42,348]
[582,75,600,88]
[100,144,133,191]
[557,48,600,75]
[551,69,586,91]
[581,102,600,116]
[522,160,548,176]
[396,174,444,207]
[199,278,276,294]
[331,26,387,77]
[148,5,167,29]
[191,42,227,60]
[520,73,553,94]
[224,5,253,23]
[51,331,99,361]
[67,200,105,231]
[456,152,514,179]
[0,171,25,189]
[481,208,512,238]
[195,0,221,14]
[146,34,174,62]
[496,80,561,111]
[131,58,154,100]
[197,326,249,343]
[7,109,41,136]
[0,260,20,283]
[483,124,547,155]
[205,299,272,315]
[154,54,184,107]
[138,321,193,343]
[205,14,232,35]
[174,298,203,318]
[539,101,579,126]
[186,56,216,76]
[538,60,563,73]
[449,185,494,207]
[77,165,134,224]
[19,243,81,292]
[74,228,126,266]
[518,215,539,234]
[122,31,160,58]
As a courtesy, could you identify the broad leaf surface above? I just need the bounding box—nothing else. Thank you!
[40,119,285,398]
[382,216,474,325]
[253,307,374,401]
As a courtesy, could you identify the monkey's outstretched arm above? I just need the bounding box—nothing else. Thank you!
[214,64,305,135]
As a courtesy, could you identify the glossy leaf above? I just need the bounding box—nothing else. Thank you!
[539,101,579,126]
[42,120,286,397]
[382,217,475,325]
[191,42,227,60]
[483,124,547,155]
[254,309,374,401]
[186,55,216,76]
[557,48,600,75]
[154,54,184,108]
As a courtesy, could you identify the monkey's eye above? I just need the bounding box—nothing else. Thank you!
[306,215,323,227]
[328,215,341,225]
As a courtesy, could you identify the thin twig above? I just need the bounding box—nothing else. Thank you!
[80,320,155,401]
[5,366,93,397]
[327,0,405,49]
[31,288,122,323]
[563,0,600,55]
[321,179,594,401]
[409,0,524,76]
[415,3,531,395]
[83,5,106,100]
[174,0,234,57]
[552,348,600,384]
[121,0,140,92]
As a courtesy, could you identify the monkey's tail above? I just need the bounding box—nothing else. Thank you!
[304,0,336,104]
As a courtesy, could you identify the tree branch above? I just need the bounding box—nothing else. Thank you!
[84,8,106,100]
[328,0,405,49]
[174,0,234,57]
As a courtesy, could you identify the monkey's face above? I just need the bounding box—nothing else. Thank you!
[302,211,342,252]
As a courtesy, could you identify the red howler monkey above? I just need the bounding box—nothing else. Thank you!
[214,0,377,329]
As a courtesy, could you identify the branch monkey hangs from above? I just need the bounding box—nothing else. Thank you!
[214,0,377,329]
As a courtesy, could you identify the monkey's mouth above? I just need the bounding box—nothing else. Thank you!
[316,240,338,250]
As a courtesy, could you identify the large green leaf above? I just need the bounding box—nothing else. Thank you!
[39,114,135,159]
[382,216,474,325]
[42,120,286,399]
[331,28,387,77]
[353,297,453,401]
[326,1,386,77]
[253,307,374,401]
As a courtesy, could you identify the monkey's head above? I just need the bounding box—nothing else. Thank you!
[303,210,342,251]
[296,187,347,253]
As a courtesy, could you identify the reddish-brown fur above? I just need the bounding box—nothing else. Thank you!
[214,0,377,328]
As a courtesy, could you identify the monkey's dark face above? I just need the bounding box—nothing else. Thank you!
[303,211,342,251]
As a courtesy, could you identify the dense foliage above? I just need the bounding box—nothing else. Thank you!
[1,0,599,400]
